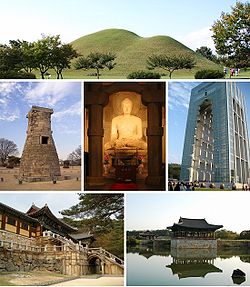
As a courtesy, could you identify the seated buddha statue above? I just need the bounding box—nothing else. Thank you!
[105,98,147,149]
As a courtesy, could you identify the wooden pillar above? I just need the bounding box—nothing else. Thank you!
[1,214,6,230]
[146,102,164,186]
[16,220,20,234]
[87,104,104,186]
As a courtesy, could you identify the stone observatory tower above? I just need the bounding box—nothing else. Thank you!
[19,106,61,181]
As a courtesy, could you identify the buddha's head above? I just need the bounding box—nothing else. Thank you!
[121,98,133,115]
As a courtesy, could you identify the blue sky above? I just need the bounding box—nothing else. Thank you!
[0,193,79,217]
[127,193,250,233]
[168,81,250,164]
[0,0,245,51]
[0,81,81,160]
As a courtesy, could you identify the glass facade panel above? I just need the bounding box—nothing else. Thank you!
[181,82,250,184]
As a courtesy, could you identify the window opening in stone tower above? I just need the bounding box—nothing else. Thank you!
[41,136,49,144]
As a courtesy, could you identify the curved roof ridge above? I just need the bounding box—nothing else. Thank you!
[28,204,77,231]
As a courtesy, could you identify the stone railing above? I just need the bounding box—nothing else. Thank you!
[0,239,42,252]
[88,247,124,267]
[0,230,40,252]
[42,230,85,252]
[0,230,36,245]
[0,230,79,253]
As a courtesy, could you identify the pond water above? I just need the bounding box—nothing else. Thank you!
[127,246,250,286]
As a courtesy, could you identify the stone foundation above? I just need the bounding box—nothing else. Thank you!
[0,249,62,273]
[171,238,217,249]
[103,262,124,275]
[0,231,123,276]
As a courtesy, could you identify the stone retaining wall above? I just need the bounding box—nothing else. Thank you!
[171,238,217,249]
[218,239,250,249]
[0,248,62,273]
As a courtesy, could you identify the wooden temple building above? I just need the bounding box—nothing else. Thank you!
[139,230,157,240]
[0,202,94,246]
[168,217,223,249]
[0,202,124,276]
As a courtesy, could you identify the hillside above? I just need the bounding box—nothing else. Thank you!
[70,28,221,78]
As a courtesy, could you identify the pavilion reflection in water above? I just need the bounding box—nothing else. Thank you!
[166,248,222,279]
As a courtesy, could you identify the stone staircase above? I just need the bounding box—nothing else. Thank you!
[0,230,124,275]
[42,230,85,252]
[87,247,124,269]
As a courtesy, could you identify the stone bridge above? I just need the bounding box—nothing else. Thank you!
[0,230,124,276]
[87,247,124,275]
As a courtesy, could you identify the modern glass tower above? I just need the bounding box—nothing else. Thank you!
[180,82,250,184]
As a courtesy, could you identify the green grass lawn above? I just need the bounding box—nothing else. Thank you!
[33,67,250,80]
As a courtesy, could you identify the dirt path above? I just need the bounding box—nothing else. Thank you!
[0,167,81,191]
[51,276,124,286]
[0,271,75,286]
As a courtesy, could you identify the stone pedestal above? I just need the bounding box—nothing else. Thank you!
[171,238,218,249]
[19,106,61,182]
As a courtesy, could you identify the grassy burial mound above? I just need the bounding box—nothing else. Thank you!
[70,28,221,78]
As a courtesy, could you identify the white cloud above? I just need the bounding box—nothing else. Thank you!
[0,82,21,98]
[177,26,215,52]
[24,82,78,107]
[168,153,182,164]
[168,82,199,110]
[54,101,81,119]
[0,82,22,121]
[0,107,20,122]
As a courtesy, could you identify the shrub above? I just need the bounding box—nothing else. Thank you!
[0,71,36,79]
[209,183,215,188]
[200,182,206,188]
[220,184,225,189]
[127,237,138,246]
[195,69,225,79]
[127,70,161,79]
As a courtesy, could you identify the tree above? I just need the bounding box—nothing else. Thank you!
[60,193,124,258]
[0,138,18,166]
[9,40,36,73]
[168,163,181,180]
[239,230,250,239]
[211,2,250,68]
[0,41,36,78]
[0,44,21,75]
[67,145,81,165]
[33,35,62,79]
[215,229,239,240]
[74,52,116,79]
[60,193,124,232]
[147,54,196,79]
[92,220,124,259]
[51,43,78,79]
[0,35,78,79]
[195,46,218,63]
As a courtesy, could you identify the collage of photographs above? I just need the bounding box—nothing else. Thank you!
[0,0,250,286]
